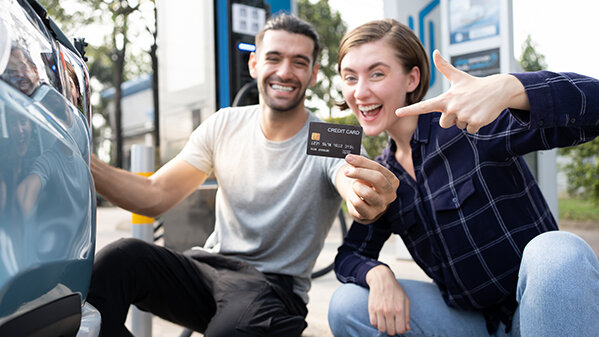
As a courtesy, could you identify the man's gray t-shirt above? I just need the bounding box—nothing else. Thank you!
[177,105,344,302]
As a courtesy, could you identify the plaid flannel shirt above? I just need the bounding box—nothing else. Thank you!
[334,71,599,333]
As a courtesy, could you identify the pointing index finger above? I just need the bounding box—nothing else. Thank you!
[395,97,443,117]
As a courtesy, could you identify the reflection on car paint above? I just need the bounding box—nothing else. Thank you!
[0,81,94,302]
[0,0,97,332]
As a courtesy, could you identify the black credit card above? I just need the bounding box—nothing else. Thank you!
[306,122,362,158]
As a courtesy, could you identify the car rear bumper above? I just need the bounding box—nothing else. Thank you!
[76,302,101,337]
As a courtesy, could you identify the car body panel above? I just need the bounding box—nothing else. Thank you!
[0,0,98,335]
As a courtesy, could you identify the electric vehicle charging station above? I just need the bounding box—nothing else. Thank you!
[157,0,293,164]
[156,0,293,253]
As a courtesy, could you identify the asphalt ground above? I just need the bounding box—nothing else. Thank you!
[96,206,599,337]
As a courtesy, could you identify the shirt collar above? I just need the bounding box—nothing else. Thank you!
[413,112,434,144]
[379,112,436,166]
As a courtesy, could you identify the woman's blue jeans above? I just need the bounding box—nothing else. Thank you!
[328,231,599,337]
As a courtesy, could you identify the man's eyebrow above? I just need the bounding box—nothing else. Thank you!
[294,54,311,64]
[264,51,312,64]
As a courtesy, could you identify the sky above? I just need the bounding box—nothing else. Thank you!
[328,0,599,79]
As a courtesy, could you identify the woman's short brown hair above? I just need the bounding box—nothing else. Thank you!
[336,19,430,110]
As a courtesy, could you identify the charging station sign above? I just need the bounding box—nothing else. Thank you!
[232,3,266,36]
[449,0,500,44]
[450,47,500,76]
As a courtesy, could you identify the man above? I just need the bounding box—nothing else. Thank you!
[1,44,40,96]
[88,14,398,337]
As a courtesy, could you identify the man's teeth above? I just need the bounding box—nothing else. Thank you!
[271,84,293,92]
[359,104,381,112]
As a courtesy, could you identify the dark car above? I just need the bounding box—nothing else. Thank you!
[0,0,99,336]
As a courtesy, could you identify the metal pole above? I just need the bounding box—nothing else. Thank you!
[130,144,154,337]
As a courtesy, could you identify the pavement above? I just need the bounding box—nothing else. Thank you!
[95,206,599,337]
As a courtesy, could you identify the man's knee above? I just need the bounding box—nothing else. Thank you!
[93,238,151,274]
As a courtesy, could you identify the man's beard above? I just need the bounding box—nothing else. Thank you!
[259,76,307,113]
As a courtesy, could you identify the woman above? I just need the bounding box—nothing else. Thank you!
[328,19,599,337]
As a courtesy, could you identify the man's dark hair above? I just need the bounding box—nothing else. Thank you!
[255,14,320,65]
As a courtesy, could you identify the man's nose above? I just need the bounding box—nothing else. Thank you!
[276,59,293,79]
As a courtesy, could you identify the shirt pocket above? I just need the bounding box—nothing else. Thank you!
[431,178,477,257]
[433,178,475,211]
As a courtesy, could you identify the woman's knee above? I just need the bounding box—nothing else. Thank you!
[522,231,596,272]
[328,284,369,335]
[519,231,598,298]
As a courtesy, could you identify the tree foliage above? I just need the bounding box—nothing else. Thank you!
[519,35,547,71]
[519,35,599,205]
[560,142,599,204]
[41,0,157,167]
[298,0,347,117]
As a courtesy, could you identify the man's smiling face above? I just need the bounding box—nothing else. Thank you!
[249,29,318,113]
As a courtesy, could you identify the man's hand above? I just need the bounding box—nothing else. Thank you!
[340,154,399,224]
[396,50,529,134]
[366,265,411,335]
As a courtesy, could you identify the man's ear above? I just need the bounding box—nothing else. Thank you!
[309,63,319,86]
[249,52,258,79]
[406,66,421,93]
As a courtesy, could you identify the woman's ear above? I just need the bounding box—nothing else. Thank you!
[406,66,421,93]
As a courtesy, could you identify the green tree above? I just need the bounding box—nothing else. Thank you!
[519,35,547,71]
[519,36,599,205]
[42,0,156,167]
[561,143,599,204]
[298,0,347,117]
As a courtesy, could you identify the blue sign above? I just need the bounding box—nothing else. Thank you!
[449,0,500,44]
[451,48,500,77]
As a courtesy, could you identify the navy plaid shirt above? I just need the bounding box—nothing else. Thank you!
[334,71,599,333]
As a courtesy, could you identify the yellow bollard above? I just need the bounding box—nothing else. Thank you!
[130,145,154,337]
[131,172,155,226]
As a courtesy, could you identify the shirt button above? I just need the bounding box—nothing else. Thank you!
[452,197,458,204]
[570,117,576,124]
[538,119,544,127]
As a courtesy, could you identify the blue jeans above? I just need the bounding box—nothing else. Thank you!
[328,231,599,337]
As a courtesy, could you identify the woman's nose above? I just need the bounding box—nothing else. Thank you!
[354,79,370,100]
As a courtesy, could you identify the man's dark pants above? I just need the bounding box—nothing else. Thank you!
[87,238,308,337]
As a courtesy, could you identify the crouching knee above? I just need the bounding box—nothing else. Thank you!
[328,284,371,337]
[519,231,599,299]
[93,238,150,274]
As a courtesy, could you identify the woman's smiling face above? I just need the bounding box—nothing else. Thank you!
[340,39,419,137]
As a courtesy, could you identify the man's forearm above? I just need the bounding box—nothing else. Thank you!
[91,155,209,217]
[91,155,163,216]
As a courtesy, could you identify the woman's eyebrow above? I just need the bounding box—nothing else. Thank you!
[341,61,391,73]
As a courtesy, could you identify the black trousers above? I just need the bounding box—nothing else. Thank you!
[87,238,308,337]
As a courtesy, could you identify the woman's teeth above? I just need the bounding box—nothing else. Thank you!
[359,104,381,116]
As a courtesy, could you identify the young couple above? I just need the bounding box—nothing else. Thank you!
[90,14,599,337]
